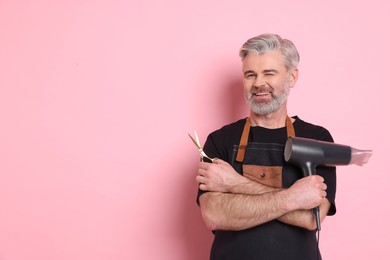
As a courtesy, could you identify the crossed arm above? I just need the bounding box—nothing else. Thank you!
[197,159,331,231]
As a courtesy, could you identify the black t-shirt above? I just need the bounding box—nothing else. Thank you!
[197,116,336,260]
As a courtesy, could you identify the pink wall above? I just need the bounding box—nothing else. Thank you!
[0,1,389,259]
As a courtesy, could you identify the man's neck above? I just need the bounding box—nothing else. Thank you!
[249,108,289,129]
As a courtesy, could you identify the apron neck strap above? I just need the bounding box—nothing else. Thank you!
[235,116,295,163]
[286,116,295,138]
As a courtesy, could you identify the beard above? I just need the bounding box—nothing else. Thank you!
[245,80,290,115]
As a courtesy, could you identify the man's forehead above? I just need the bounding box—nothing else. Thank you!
[242,51,286,71]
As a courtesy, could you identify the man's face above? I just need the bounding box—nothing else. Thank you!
[242,51,298,115]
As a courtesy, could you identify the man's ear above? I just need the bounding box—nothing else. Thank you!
[289,68,299,88]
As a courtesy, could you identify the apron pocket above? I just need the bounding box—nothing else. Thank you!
[243,164,282,188]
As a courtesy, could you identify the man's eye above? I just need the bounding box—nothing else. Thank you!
[246,74,256,79]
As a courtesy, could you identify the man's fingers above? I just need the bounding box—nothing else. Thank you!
[196,175,205,183]
[199,183,207,191]
[198,167,208,177]
[212,158,226,164]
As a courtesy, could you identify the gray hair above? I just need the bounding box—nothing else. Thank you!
[239,34,300,71]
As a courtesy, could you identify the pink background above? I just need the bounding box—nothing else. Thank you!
[0,1,389,259]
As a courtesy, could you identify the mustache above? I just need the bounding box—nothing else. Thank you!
[251,86,273,92]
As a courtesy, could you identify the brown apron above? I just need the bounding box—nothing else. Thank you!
[234,117,296,188]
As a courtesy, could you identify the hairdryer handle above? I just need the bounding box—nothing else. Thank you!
[313,206,321,231]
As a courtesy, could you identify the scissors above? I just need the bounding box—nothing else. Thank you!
[188,131,214,162]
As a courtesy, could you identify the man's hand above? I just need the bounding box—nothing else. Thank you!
[286,175,327,211]
[196,158,244,193]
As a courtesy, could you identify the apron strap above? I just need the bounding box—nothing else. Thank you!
[235,116,295,162]
[236,117,251,162]
[286,116,295,137]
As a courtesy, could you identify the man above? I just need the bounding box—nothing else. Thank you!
[196,34,336,260]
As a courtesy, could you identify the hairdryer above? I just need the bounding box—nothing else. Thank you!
[284,137,372,231]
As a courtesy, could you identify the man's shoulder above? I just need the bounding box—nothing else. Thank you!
[205,118,247,147]
[203,118,247,160]
[293,116,334,142]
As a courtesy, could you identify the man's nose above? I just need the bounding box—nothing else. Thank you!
[254,76,266,87]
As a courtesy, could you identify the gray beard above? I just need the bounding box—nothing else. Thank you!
[245,84,290,115]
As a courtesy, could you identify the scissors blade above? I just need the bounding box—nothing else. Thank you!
[194,131,201,147]
[188,133,201,150]
[188,132,214,162]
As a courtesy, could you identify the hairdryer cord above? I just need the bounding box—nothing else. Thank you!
[316,230,321,260]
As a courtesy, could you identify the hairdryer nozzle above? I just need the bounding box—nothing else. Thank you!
[350,147,373,166]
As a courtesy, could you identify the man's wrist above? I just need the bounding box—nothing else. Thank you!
[229,175,280,195]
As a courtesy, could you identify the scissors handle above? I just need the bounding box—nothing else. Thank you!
[199,149,213,162]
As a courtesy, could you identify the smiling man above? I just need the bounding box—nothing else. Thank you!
[195,34,336,260]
